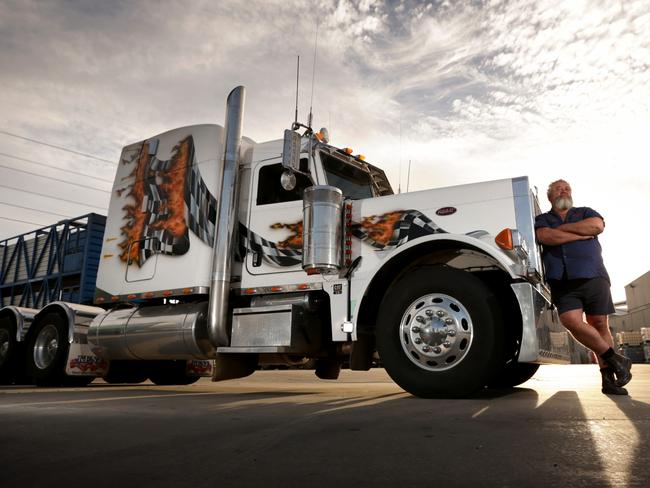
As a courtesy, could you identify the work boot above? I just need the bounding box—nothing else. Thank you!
[602,351,632,387]
[600,368,628,395]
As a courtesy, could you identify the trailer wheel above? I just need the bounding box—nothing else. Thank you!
[103,360,150,384]
[376,266,503,398]
[488,362,540,389]
[26,313,69,386]
[0,317,21,384]
[148,360,200,386]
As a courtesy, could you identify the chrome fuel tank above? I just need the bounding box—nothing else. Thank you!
[88,302,215,360]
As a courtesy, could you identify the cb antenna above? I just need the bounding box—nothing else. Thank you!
[292,55,300,130]
[308,19,319,131]
[406,159,412,192]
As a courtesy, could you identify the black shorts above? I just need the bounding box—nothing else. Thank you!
[548,277,615,315]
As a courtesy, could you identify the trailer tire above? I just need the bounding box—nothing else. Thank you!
[63,376,94,387]
[103,360,149,384]
[0,316,21,384]
[488,362,540,389]
[148,360,200,386]
[376,266,504,398]
[26,313,69,387]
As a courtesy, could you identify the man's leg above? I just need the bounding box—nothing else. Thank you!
[559,309,611,355]
[586,314,628,395]
[585,314,614,369]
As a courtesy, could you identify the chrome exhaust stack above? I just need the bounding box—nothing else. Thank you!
[208,86,246,347]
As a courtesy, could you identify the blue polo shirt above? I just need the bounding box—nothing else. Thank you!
[534,207,609,281]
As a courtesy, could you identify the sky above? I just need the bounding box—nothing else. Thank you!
[0,0,649,302]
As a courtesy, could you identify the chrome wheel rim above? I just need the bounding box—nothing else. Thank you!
[399,293,474,371]
[0,329,9,365]
[34,324,60,370]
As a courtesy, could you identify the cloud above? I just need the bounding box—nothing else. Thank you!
[1,0,649,298]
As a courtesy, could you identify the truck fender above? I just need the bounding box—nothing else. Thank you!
[0,306,38,342]
[356,233,519,314]
[349,234,521,370]
[29,302,108,378]
[30,301,105,345]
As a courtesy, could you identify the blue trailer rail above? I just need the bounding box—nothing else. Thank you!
[0,214,106,308]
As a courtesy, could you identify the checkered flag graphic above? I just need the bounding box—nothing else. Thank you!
[185,162,217,245]
[138,140,190,264]
[350,209,489,250]
[238,223,302,267]
[350,210,447,250]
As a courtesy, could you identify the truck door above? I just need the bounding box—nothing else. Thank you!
[245,159,313,276]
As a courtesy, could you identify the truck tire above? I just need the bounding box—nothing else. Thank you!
[148,360,200,386]
[488,362,540,389]
[0,316,21,384]
[103,360,150,384]
[26,313,69,387]
[376,266,504,398]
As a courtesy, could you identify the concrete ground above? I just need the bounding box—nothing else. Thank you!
[1,364,649,488]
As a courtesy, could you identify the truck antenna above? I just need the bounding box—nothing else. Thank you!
[292,55,300,130]
[398,115,402,194]
[308,20,319,131]
[406,159,412,192]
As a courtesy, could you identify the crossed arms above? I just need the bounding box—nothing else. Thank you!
[536,217,604,246]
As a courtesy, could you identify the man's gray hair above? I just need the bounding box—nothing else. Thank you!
[547,179,569,199]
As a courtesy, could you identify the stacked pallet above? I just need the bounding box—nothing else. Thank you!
[643,328,650,363]
[617,331,643,346]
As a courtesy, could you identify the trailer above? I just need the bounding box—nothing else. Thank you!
[0,86,570,397]
[0,214,106,383]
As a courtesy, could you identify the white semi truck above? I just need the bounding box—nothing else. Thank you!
[0,86,569,397]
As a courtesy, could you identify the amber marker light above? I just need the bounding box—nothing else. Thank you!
[182,288,193,295]
[495,228,514,250]
[162,290,173,296]
[298,284,310,290]
[344,147,353,154]
[127,294,137,300]
[271,286,283,292]
[244,289,257,295]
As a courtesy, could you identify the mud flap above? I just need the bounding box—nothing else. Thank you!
[211,353,259,381]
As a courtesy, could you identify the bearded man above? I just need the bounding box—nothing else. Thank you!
[535,179,632,395]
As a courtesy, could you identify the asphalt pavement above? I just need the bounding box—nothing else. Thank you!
[1,364,649,488]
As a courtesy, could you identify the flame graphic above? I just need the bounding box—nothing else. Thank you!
[270,221,303,249]
[357,211,404,246]
[118,142,149,265]
[117,137,192,266]
[148,137,191,238]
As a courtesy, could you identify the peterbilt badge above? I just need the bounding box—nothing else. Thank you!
[435,207,457,216]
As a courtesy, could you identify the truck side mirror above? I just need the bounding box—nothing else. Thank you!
[280,170,297,191]
[282,129,301,172]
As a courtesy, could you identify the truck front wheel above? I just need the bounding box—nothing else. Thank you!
[376,266,504,398]
[488,362,540,389]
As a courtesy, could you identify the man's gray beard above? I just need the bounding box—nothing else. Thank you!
[554,197,573,211]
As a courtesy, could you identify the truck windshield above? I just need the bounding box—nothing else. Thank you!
[321,152,374,200]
